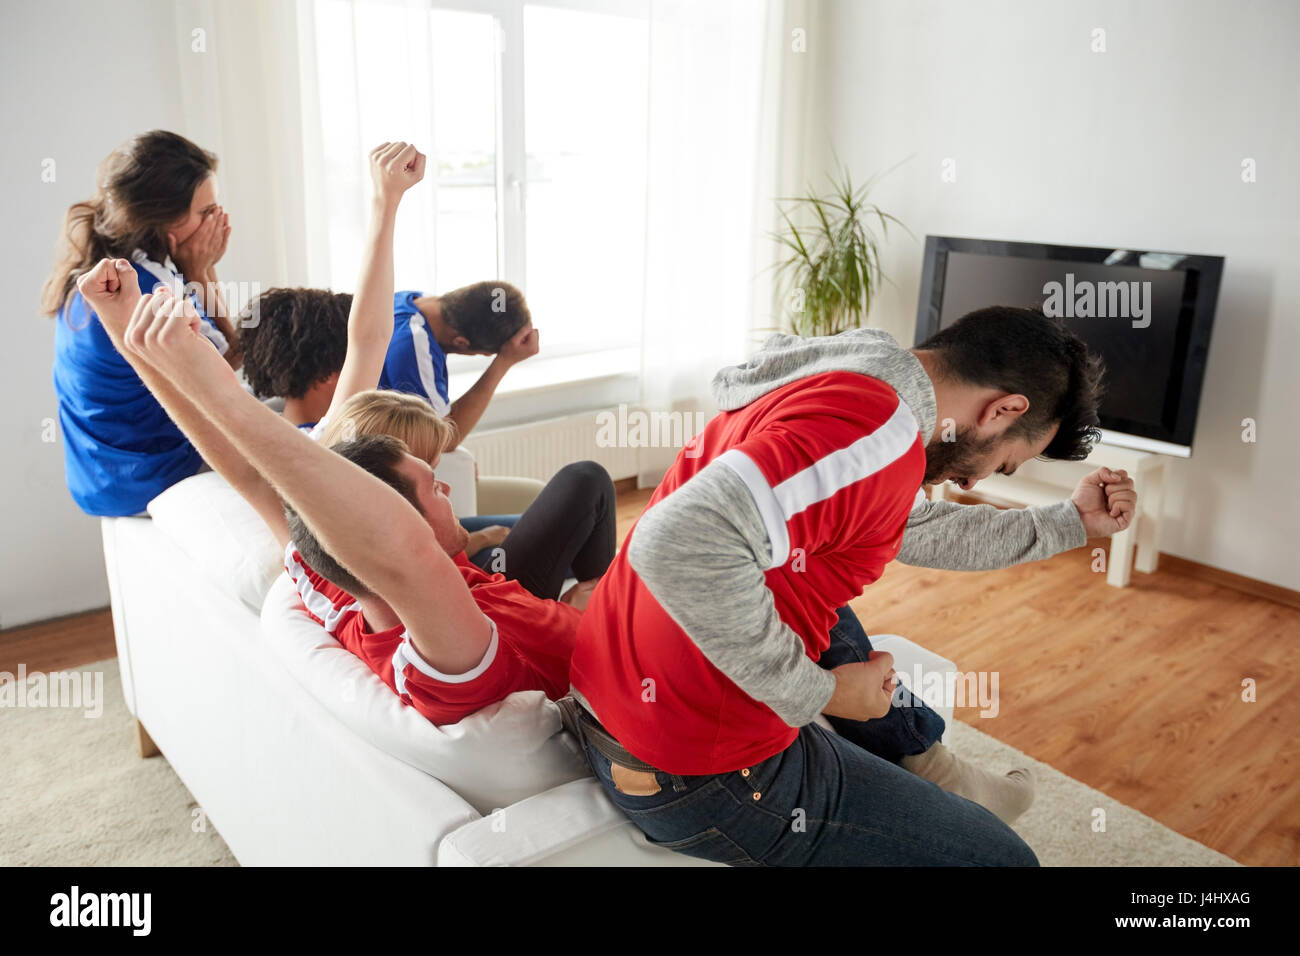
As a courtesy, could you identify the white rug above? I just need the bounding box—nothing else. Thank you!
[0,662,1237,866]
[0,662,236,866]
[945,720,1237,866]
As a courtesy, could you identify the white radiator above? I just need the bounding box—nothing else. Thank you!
[461,408,643,483]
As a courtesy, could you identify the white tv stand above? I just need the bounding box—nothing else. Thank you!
[931,441,1172,588]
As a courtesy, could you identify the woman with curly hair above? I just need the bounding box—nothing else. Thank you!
[239,287,352,430]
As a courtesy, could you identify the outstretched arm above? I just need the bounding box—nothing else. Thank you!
[898,470,1136,570]
[78,258,287,546]
[117,285,490,675]
[322,142,426,424]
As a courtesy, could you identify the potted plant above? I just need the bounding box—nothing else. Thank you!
[773,161,905,337]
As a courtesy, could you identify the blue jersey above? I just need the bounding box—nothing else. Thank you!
[377,291,451,415]
[52,252,228,516]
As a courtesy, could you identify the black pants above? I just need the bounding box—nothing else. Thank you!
[470,460,617,600]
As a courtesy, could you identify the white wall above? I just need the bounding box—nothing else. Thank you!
[0,0,188,628]
[0,0,313,628]
[814,0,1299,589]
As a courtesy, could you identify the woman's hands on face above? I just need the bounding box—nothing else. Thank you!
[168,205,230,280]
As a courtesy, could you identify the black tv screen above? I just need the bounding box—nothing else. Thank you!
[915,236,1224,456]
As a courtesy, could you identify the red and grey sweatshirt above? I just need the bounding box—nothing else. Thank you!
[569,328,1085,775]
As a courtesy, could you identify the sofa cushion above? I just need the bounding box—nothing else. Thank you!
[259,573,590,814]
[147,471,282,613]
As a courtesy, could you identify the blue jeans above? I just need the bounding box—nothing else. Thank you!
[575,605,1037,866]
[579,725,1037,866]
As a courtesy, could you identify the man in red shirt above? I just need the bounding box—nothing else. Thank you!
[283,531,577,726]
[567,310,1136,866]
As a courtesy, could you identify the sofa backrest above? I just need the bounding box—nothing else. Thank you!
[260,573,591,815]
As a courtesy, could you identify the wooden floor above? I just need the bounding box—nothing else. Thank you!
[5,485,1296,865]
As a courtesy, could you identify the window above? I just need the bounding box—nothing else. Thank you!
[310,0,650,375]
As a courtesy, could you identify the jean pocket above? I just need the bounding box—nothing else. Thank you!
[647,827,762,867]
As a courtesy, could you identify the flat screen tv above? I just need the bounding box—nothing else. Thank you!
[914,236,1224,457]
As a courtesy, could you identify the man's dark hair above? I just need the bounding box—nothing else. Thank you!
[240,288,353,399]
[439,281,530,352]
[285,434,421,597]
[915,306,1104,461]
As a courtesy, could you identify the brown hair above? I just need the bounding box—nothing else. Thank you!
[241,288,353,399]
[916,305,1104,462]
[318,390,458,464]
[439,280,530,351]
[41,130,217,316]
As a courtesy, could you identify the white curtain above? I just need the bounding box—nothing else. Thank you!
[635,0,812,483]
[171,0,318,309]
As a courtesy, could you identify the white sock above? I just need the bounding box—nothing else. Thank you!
[901,742,1036,824]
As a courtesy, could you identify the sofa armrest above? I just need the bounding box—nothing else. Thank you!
[439,446,478,518]
[475,476,545,516]
[437,777,721,867]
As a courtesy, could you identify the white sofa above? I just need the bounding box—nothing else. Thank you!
[101,470,957,866]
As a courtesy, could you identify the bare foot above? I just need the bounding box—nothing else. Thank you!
[560,578,600,612]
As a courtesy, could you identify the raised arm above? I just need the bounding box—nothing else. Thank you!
[322,142,426,424]
[77,258,287,546]
[119,284,491,675]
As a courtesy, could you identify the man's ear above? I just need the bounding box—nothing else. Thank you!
[450,335,471,352]
[979,393,1030,428]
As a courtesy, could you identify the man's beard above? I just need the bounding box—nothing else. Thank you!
[922,425,1000,486]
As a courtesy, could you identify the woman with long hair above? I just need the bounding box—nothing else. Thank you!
[44,129,240,516]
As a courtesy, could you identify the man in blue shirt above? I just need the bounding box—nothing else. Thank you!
[380,283,538,444]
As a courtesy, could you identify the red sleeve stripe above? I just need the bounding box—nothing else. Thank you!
[391,616,499,695]
[716,400,919,569]
[283,544,361,635]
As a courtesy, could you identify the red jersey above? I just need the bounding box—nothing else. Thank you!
[570,371,926,774]
[284,546,580,726]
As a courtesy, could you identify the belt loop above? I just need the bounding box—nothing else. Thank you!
[670,774,688,793]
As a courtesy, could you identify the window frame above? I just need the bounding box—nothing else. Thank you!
[317,0,652,389]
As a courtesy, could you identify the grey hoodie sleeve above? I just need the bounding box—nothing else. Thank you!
[898,496,1087,571]
[626,461,836,728]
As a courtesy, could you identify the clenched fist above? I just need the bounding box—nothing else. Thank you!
[77,258,142,340]
[823,651,897,722]
[1071,466,1138,536]
[370,141,426,209]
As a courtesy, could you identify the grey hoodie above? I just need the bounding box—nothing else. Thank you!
[614,328,1086,730]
